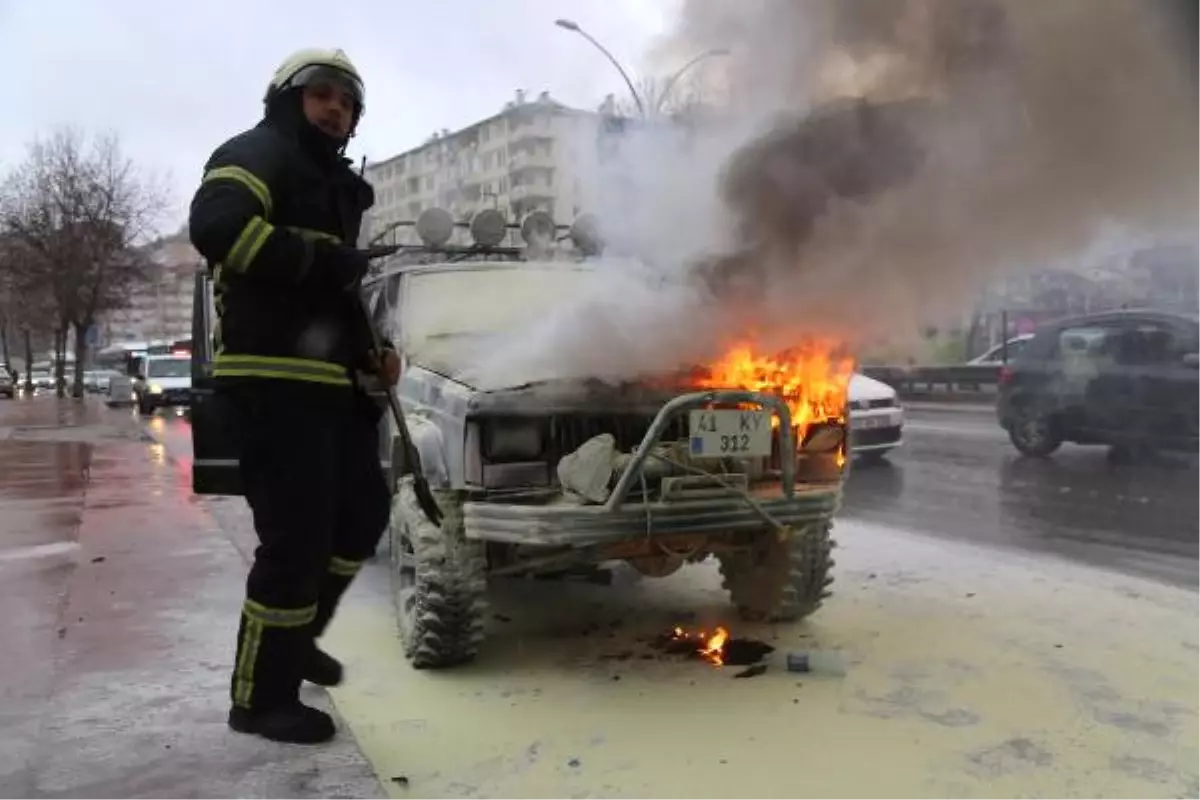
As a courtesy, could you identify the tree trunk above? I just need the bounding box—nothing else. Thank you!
[71,322,89,399]
[964,310,986,360]
[54,324,67,398]
[23,327,33,394]
[0,316,10,370]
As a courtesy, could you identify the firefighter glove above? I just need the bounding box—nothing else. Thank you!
[311,239,370,292]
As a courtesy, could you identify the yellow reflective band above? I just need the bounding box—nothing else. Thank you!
[202,166,273,217]
[232,617,261,708]
[242,598,317,628]
[232,600,315,708]
[212,353,351,386]
[225,216,273,272]
[329,556,364,577]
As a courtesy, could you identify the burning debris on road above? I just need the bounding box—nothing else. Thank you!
[653,626,776,669]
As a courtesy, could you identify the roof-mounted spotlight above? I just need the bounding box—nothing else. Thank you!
[415,207,453,247]
[520,210,556,248]
[470,209,507,248]
[569,213,603,256]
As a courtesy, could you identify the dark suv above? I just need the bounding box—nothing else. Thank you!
[997,309,1199,458]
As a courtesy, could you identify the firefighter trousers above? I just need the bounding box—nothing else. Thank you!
[220,380,391,710]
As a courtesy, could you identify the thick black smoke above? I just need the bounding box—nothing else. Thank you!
[465,0,1196,387]
[672,0,1197,351]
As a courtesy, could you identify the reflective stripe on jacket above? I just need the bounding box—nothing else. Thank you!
[188,119,376,386]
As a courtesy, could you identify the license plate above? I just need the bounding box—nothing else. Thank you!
[688,409,773,458]
[852,415,886,430]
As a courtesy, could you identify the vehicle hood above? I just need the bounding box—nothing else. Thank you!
[848,372,895,403]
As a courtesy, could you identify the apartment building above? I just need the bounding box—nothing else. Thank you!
[101,230,199,346]
[362,90,600,245]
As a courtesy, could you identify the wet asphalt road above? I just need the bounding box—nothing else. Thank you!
[147,403,1199,588]
[845,405,1198,587]
[3,398,1196,798]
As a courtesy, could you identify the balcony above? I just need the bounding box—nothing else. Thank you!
[507,118,554,144]
[509,183,554,202]
[509,150,556,172]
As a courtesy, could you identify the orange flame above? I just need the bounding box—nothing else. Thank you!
[690,340,855,444]
[671,625,731,667]
[700,627,730,666]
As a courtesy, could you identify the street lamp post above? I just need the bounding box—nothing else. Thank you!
[653,48,730,114]
[555,18,646,117]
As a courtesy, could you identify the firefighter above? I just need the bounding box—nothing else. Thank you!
[188,47,399,744]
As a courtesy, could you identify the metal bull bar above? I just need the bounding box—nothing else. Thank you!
[462,390,842,547]
[605,390,797,508]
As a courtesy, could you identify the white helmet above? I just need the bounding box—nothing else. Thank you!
[265,48,365,120]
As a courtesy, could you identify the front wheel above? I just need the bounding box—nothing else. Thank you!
[718,520,835,623]
[1007,410,1062,457]
[389,479,488,668]
[137,397,155,416]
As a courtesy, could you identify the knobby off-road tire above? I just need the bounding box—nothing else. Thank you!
[718,520,835,623]
[390,478,488,668]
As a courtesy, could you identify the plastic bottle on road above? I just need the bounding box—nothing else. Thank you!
[786,650,846,676]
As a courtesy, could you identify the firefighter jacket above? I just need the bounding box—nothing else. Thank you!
[188,115,377,388]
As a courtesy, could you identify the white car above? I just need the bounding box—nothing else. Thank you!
[136,354,192,415]
[30,371,55,392]
[847,372,904,462]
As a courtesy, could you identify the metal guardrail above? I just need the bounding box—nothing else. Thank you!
[860,364,1003,403]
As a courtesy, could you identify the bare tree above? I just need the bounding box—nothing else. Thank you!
[0,128,168,397]
[0,234,57,390]
[608,71,717,121]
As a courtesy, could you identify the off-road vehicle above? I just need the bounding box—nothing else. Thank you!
[189,209,851,668]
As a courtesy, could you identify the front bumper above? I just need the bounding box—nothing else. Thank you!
[463,487,840,546]
[145,389,192,406]
[461,389,844,547]
[848,407,904,452]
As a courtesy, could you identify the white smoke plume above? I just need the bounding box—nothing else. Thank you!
[462,0,1196,388]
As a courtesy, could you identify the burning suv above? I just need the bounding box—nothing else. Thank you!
[188,211,854,669]
[358,212,852,669]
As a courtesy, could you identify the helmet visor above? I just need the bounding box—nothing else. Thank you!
[287,64,365,112]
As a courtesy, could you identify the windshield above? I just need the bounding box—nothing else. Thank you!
[145,357,190,379]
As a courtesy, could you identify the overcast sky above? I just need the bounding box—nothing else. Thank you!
[0,0,678,232]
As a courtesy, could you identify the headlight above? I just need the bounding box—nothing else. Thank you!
[149,384,163,394]
[483,420,544,462]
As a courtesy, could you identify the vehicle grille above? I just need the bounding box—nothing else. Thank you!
[547,413,801,473]
[850,397,895,410]
[547,413,690,462]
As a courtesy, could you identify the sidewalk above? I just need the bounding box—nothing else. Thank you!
[0,396,382,798]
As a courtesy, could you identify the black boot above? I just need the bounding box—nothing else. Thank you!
[304,571,355,687]
[304,645,344,687]
[228,702,336,744]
